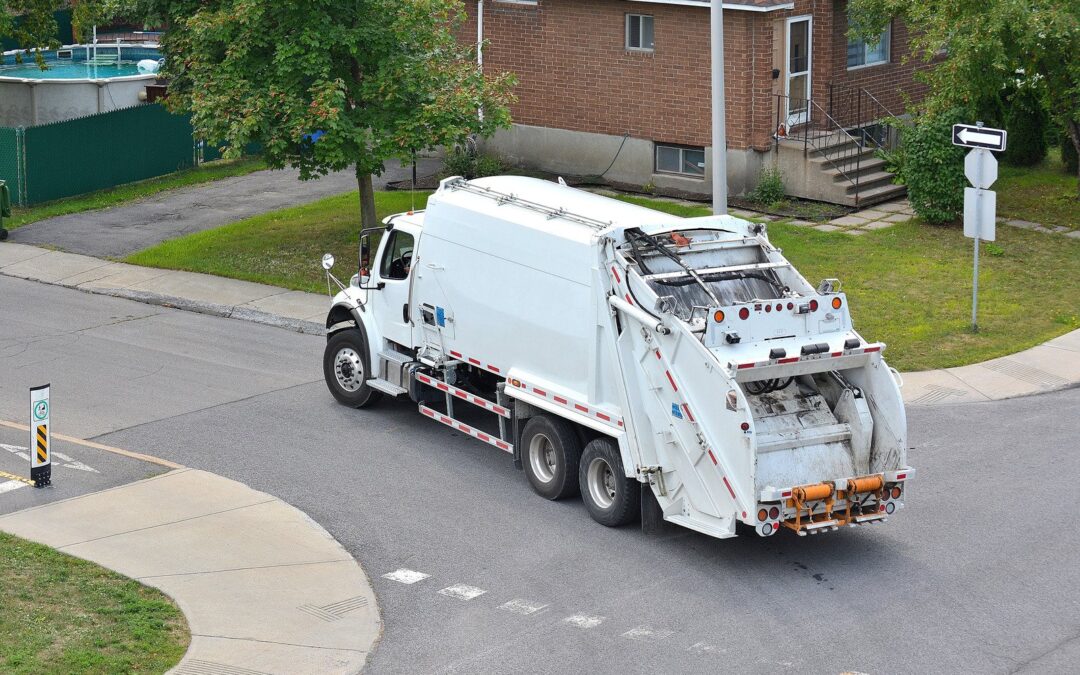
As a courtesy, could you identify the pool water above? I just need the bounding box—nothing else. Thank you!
[0,61,145,79]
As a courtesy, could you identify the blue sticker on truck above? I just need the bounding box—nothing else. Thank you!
[436,306,446,327]
[671,403,683,419]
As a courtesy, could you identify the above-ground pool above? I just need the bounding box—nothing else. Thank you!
[0,44,162,127]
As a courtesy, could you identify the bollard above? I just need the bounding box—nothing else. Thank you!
[30,385,51,488]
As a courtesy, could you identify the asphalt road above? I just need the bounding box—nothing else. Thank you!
[1,275,1077,674]
[8,158,440,258]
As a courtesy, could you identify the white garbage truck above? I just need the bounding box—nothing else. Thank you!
[320,176,912,539]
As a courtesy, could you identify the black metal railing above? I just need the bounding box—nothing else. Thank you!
[774,85,900,205]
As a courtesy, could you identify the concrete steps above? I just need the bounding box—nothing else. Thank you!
[775,137,905,208]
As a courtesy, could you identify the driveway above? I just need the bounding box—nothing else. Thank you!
[8,158,441,258]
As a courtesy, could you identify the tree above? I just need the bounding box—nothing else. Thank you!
[848,0,1080,198]
[140,0,517,227]
[2,1,129,65]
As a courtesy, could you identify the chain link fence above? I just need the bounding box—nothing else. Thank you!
[0,104,256,206]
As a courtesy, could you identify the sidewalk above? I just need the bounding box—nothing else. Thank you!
[0,466,379,675]
[2,240,1078,405]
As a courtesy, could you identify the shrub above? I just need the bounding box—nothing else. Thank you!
[443,145,504,179]
[1000,89,1049,167]
[895,109,967,225]
[748,167,785,206]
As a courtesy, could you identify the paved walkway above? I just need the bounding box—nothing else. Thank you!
[2,240,1078,406]
[7,158,440,258]
[0,463,379,675]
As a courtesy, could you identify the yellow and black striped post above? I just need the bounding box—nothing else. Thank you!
[30,384,51,488]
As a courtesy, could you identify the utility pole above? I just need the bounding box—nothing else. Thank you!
[711,0,728,215]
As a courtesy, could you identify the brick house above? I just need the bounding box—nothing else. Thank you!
[459,0,928,205]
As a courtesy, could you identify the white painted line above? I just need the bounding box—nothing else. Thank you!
[498,599,549,616]
[563,614,605,629]
[437,584,486,601]
[382,569,431,585]
[622,626,675,641]
[2,444,98,472]
[0,480,28,494]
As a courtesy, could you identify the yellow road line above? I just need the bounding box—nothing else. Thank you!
[0,469,34,486]
[0,420,183,470]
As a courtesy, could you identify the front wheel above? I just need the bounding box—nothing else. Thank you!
[323,329,383,408]
[579,437,640,527]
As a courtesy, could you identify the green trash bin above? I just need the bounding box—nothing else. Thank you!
[0,179,10,241]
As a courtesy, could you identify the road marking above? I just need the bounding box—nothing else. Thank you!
[622,625,675,641]
[563,614,605,629]
[1,443,99,473]
[382,569,431,584]
[0,480,28,494]
[0,420,183,469]
[437,584,486,601]
[498,599,549,616]
[0,469,33,486]
[687,642,728,655]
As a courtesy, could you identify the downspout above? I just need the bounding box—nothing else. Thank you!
[477,0,485,123]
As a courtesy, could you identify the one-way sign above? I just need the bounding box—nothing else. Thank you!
[953,124,1007,152]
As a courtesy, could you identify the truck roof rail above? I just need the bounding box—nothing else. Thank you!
[443,177,614,231]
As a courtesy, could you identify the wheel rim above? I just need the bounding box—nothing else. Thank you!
[528,433,557,483]
[334,347,365,392]
[587,457,616,509]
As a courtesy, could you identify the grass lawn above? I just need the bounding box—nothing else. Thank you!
[125,188,1079,372]
[996,149,1078,230]
[5,157,267,230]
[0,531,189,674]
[127,190,430,293]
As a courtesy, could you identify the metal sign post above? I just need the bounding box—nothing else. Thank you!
[30,385,51,488]
[954,122,1006,332]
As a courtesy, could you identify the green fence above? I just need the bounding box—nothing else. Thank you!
[21,105,196,204]
[0,104,261,207]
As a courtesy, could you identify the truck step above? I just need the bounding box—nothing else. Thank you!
[368,378,408,396]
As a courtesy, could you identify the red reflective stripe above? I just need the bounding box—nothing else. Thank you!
[493,406,509,416]
[450,350,462,358]
[781,490,792,498]
[896,473,907,480]
[708,449,718,465]
[864,346,882,353]
[454,391,467,399]
[533,387,547,397]
[778,357,799,364]
[682,405,695,422]
[554,396,567,405]
[575,404,589,413]
[625,294,633,306]
[478,433,489,442]
[831,352,843,357]
[440,416,452,424]
[468,357,481,365]
[421,407,435,417]
[665,371,678,392]
[737,363,755,370]
[722,476,737,500]
[472,396,486,405]
[489,365,500,373]
[458,423,470,432]
[618,421,624,427]
[611,266,621,283]
[496,441,510,451]
[654,350,662,360]
[436,382,449,391]
[596,412,611,422]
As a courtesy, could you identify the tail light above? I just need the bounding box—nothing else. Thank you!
[714,310,726,323]
[832,297,843,310]
[885,502,896,514]
[809,299,819,312]
[758,508,769,521]
[738,307,750,320]
[740,422,750,431]
[765,304,772,313]
[891,486,902,500]
[769,506,780,519]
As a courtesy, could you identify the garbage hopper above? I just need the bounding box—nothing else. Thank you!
[0,179,10,241]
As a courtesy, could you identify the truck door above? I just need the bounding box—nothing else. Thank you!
[372,226,418,349]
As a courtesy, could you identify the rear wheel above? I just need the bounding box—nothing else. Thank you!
[580,437,640,527]
[323,329,383,408]
[520,415,582,500]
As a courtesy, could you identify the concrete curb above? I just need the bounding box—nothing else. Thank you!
[0,467,380,675]
[3,241,1078,406]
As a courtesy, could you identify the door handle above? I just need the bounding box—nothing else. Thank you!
[402,304,410,323]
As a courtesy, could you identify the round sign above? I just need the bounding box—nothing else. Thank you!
[33,400,48,421]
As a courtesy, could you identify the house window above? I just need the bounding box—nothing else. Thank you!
[656,144,705,178]
[847,23,891,68]
[626,14,654,51]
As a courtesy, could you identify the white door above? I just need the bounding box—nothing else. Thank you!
[785,16,812,127]
[372,227,418,349]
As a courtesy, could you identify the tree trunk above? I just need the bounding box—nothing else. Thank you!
[1068,119,1080,201]
[356,168,377,228]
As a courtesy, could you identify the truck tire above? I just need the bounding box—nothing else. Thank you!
[579,437,640,527]
[323,329,383,408]
[520,415,582,500]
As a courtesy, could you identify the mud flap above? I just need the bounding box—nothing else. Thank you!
[640,483,667,535]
